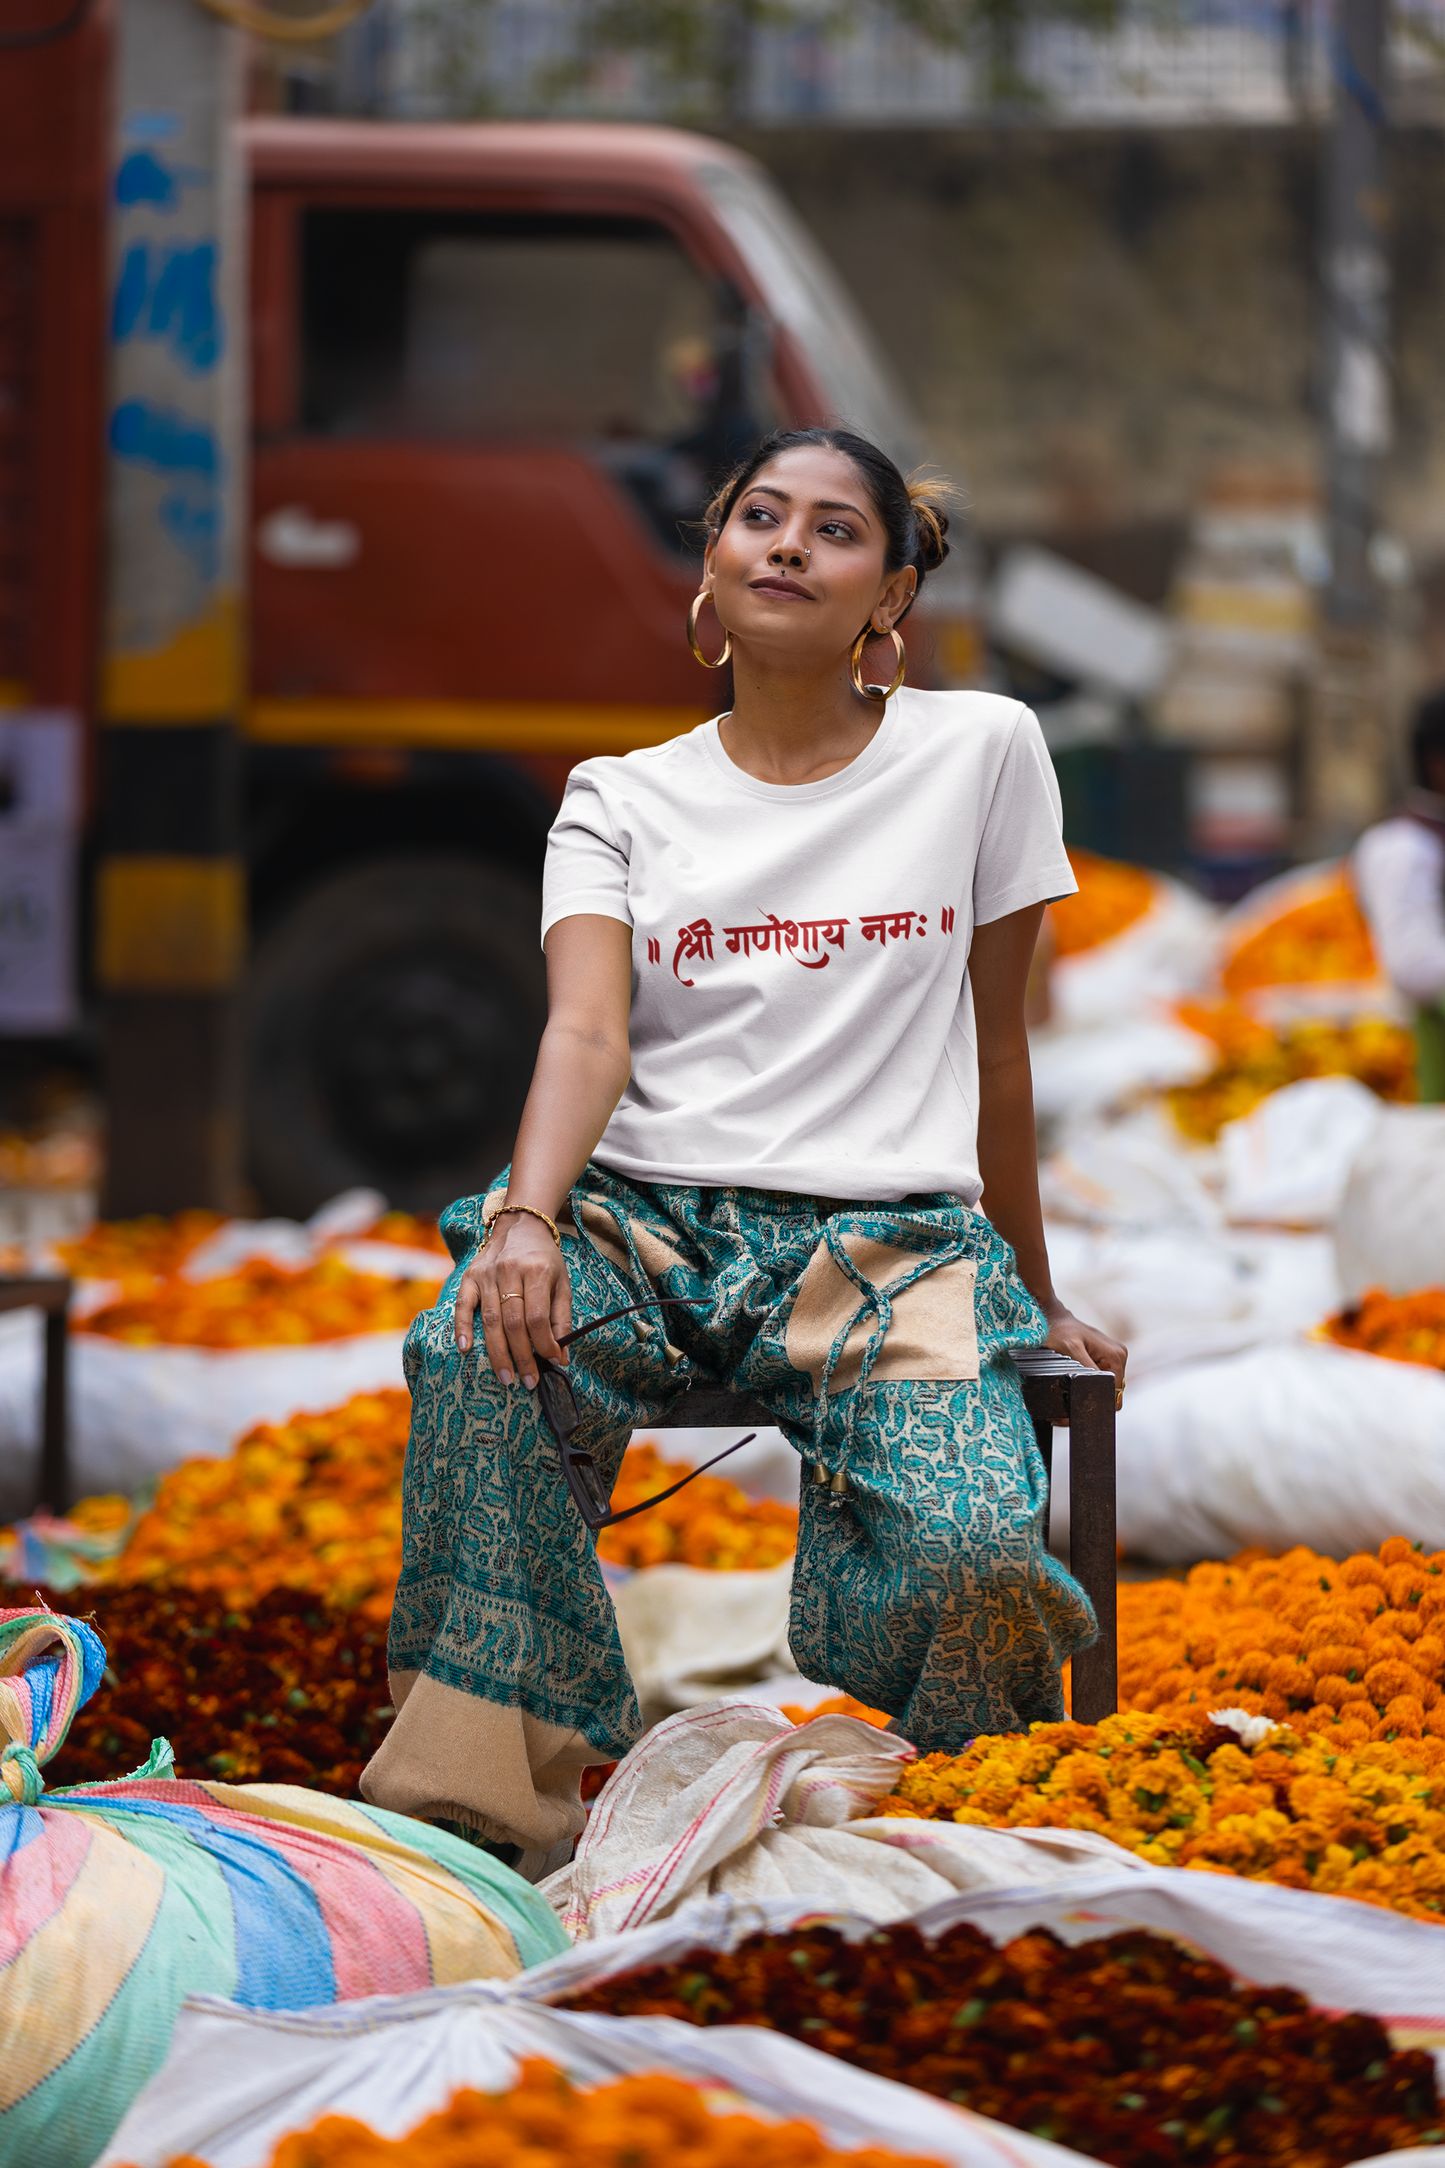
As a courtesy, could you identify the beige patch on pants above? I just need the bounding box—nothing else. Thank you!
[785,1234,980,1389]
[361,1667,604,1858]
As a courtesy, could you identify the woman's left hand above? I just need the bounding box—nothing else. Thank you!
[1043,1303,1127,1403]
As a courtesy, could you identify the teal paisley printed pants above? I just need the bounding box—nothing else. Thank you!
[385,1168,1096,1794]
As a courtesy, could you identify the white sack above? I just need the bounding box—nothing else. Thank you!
[1108,1338,1445,1562]
[1044,1221,1341,1396]
[102,1867,1445,2168]
[1029,1017,1215,1127]
[179,1189,389,1279]
[0,1321,408,1517]
[611,1562,797,1720]
[1049,878,1218,1031]
[1039,1116,1220,1229]
[545,1704,1143,1942]
[1218,1074,1383,1227]
[510,1876,1445,2080]
[101,1988,1091,2168]
[1336,1104,1445,1299]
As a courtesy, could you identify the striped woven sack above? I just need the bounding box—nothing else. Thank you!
[0,1603,570,2168]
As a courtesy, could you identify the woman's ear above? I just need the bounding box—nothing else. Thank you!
[702,535,718,583]
[877,567,918,629]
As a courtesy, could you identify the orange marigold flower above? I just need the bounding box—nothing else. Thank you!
[120,2060,945,2168]
[1047,848,1153,955]
[879,1712,1445,1924]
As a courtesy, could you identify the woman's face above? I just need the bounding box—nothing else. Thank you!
[704,445,916,670]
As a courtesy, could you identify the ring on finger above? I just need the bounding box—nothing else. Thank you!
[502,1292,525,1305]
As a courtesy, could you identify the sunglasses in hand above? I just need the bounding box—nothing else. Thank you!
[533,1296,755,1531]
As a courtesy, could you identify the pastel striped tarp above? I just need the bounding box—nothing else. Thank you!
[0,1606,107,1804]
[1,1774,570,2168]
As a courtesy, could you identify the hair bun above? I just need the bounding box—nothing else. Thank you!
[905,474,952,574]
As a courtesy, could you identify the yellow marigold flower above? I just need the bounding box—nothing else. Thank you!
[879,1707,1445,1925]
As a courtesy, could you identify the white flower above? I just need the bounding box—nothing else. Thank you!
[1209,1707,1279,1750]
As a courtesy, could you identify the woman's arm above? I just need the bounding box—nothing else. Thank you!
[454,913,633,1389]
[969,904,1126,1388]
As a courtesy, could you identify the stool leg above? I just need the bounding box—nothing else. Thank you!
[40,1305,70,1516]
[1067,1369,1117,1723]
[1031,1414,1054,1551]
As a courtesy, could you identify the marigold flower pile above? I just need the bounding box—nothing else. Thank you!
[57,1209,227,1285]
[76,1254,443,1347]
[559,1920,1443,2166]
[97,1390,411,1618]
[1167,1000,1415,1142]
[3,1579,393,1792]
[1113,1538,1445,1740]
[56,1210,448,1347]
[21,1422,801,1620]
[880,1714,1445,1923]
[1324,1289,1445,1371]
[875,1540,1445,1923]
[133,2060,938,2168]
[778,1694,892,1728]
[1221,870,1380,996]
[595,1443,799,1571]
[1047,847,1154,956]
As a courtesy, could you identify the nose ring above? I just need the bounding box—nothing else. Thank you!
[771,545,811,566]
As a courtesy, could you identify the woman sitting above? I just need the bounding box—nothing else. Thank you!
[361,428,1126,1877]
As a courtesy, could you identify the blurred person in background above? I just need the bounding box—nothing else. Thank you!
[1353,690,1445,1101]
[361,428,1125,1877]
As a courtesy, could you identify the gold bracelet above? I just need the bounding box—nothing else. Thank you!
[484,1203,562,1250]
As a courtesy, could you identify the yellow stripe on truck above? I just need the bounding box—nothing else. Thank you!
[246,698,710,755]
[95,857,246,993]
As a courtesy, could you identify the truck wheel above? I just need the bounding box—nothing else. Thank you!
[246,853,547,1219]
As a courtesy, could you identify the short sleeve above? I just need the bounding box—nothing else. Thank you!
[972,706,1077,926]
[540,766,634,945]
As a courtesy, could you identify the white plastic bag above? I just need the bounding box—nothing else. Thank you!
[1218,1074,1383,1227]
[1049,878,1218,1031]
[1107,1337,1445,1562]
[100,1986,1092,2168]
[1043,1220,1341,1398]
[0,1325,408,1517]
[611,1562,797,1721]
[1029,1017,1215,1127]
[1336,1105,1445,1299]
[103,1855,1445,2168]
[1039,1113,1221,1229]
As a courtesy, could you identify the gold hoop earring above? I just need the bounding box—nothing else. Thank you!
[849,624,906,702]
[688,590,731,669]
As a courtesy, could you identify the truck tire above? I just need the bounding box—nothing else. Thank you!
[246,853,547,1219]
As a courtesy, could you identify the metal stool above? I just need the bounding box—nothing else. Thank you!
[0,1275,73,1515]
[663,1349,1117,1724]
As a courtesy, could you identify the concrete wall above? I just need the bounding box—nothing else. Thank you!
[737,125,1445,605]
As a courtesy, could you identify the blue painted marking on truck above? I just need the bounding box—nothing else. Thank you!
[110,243,221,373]
[115,149,177,208]
[110,400,218,476]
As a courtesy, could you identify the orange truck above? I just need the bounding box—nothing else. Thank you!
[2,20,974,1214]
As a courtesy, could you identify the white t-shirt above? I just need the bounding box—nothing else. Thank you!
[1352,816,1445,1005]
[540,686,1076,1204]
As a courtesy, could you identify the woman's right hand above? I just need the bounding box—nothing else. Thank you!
[454,1214,573,1390]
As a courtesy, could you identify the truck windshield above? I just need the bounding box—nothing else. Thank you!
[694,161,923,476]
[299,207,780,558]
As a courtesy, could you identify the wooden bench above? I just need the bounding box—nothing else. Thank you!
[663,1347,1118,1723]
[0,1276,73,1515]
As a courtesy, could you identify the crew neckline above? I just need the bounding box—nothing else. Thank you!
[701,692,904,802]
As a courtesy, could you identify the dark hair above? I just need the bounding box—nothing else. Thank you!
[1412,685,1445,789]
[704,427,952,623]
